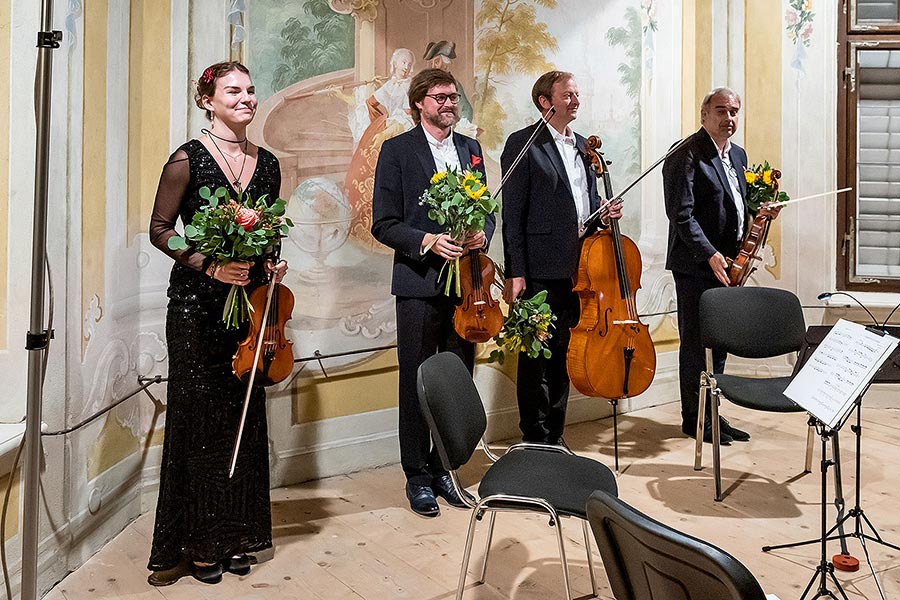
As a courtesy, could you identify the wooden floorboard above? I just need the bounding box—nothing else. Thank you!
[45,402,900,600]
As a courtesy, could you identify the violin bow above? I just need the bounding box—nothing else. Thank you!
[228,272,278,479]
[765,186,853,208]
[580,135,693,232]
[492,105,556,198]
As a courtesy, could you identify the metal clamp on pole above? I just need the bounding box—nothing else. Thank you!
[24,330,53,351]
[36,30,62,48]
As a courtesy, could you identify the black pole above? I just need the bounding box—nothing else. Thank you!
[23,1,61,598]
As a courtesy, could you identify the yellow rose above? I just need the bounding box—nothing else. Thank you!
[745,171,758,185]
[802,0,811,11]
[762,169,772,186]
[431,170,447,184]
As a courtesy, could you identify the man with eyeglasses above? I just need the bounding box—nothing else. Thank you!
[662,87,760,446]
[501,70,623,447]
[372,68,494,518]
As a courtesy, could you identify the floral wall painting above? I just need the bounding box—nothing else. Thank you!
[786,0,815,76]
[239,0,643,372]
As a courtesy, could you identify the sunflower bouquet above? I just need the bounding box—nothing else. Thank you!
[168,185,293,328]
[488,290,556,365]
[744,161,789,213]
[420,165,499,296]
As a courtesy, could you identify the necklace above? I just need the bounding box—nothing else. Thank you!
[204,128,247,144]
[204,130,248,193]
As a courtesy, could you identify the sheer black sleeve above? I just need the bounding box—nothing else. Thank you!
[149,149,210,272]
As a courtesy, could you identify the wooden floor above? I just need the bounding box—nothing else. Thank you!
[45,402,900,600]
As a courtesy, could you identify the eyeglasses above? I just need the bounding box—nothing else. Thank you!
[425,93,460,105]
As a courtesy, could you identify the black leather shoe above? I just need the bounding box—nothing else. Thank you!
[405,483,440,517]
[719,417,750,442]
[224,554,251,576]
[432,474,474,508]
[191,562,223,584]
[683,421,733,445]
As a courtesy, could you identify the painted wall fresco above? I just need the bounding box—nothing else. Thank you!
[240,0,645,374]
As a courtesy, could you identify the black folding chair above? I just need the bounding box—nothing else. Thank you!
[417,352,618,600]
[587,490,768,600]
[695,286,814,501]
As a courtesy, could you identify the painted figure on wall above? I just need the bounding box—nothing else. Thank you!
[424,40,474,121]
[345,47,416,252]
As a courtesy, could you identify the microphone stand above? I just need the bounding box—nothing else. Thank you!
[23,3,61,600]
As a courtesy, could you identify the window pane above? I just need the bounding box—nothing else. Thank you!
[856,49,900,278]
[857,0,900,24]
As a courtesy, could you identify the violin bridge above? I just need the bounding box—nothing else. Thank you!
[474,300,486,306]
[613,319,639,325]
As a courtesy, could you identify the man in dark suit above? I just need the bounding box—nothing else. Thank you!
[372,68,494,517]
[663,87,773,445]
[501,70,622,444]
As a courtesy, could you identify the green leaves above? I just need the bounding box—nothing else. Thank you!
[176,185,293,263]
[488,290,556,363]
[167,236,188,251]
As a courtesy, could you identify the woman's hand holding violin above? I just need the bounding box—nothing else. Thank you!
[265,259,288,283]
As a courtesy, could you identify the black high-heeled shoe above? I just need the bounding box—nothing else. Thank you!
[191,561,223,584]
[224,554,251,576]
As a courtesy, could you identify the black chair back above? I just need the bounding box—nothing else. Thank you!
[587,491,767,600]
[700,287,805,358]
[417,352,487,471]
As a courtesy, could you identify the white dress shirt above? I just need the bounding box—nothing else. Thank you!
[549,123,591,234]
[423,126,461,173]
[716,139,745,240]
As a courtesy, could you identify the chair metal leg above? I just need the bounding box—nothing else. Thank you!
[456,507,482,600]
[694,373,709,471]
[478,511,496,584]
[804,420,815,473]
[711,391,723,502]
[553,517,573,600]
[582,519,598,597]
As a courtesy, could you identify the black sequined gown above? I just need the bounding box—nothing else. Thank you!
[147,139,281,570]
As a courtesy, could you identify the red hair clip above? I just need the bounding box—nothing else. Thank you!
[201,67,215,84]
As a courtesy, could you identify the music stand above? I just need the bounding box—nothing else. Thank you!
[762,323,900,599]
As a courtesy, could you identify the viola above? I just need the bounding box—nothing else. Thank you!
[726,169,782,287]
[454,248,503,343]
[232,277,295,386]
[567,136,656,401]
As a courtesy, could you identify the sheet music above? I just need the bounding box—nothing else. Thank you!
[784,319,899,429]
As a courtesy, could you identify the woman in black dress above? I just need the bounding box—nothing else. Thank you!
[147,61,287,586]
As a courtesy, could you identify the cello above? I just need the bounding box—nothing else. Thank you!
[567,136,656,468]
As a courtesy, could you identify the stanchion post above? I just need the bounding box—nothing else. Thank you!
[23,1,61,599]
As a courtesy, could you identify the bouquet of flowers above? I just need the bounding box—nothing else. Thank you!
[168,185,293,328]
[744,162,789,213]
[488,290,556,365]
[420,165,499,296]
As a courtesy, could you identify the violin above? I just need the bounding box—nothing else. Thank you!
[232,276,295,386]
[726,169,782,287]
[454,248,503,343]
[567,136,656,401]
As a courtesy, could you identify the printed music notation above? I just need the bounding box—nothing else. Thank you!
[784,319,899,429]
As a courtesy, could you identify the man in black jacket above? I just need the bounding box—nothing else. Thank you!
[372,68,494,517]
[501,70,622,445]
[663,87,771,445]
